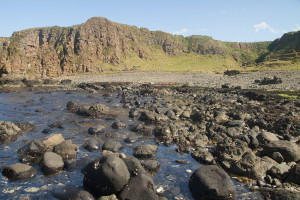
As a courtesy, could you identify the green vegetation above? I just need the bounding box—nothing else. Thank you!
[0,17,299,77]
[277,94,298,99]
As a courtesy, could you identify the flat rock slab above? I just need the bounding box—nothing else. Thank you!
[189,165,236,200]
[42,133,65,151]
[2,163,37,181]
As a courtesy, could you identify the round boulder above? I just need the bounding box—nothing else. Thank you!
[2,163,37,181]
[88,125,105,135]
[83,138,102,152]
[102,140,123,153]
[119,174,164,200]
[53,140,77,160]
[189,165,236,200]
[83,154,130,197]
[133,144,158,159]
[40,152,64,175]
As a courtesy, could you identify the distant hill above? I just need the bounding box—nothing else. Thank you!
[0,17,298,78]
[256,30,300,67]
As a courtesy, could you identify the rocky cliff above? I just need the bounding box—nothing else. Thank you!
[0,17,272,78]
[256,30,300,66]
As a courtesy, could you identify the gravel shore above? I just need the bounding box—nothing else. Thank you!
[65,70,300,90]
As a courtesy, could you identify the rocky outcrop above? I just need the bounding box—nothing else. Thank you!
[0,17,270,78]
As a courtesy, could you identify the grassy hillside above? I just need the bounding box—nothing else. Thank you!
[256,30,300,69]
[0,17,299,78]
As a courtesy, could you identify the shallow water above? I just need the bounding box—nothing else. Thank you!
[0,89,262,199]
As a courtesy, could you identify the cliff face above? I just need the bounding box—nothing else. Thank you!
[0,17,271,78]
[256,30,300,66]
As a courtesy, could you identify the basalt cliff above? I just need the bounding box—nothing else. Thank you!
[0,17,299,78]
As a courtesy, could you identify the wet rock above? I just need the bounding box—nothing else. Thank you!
[129,108,139,118]
[2,163,37,181]
[214,112,229,125]
[140,160,160,173]
[286,162,300,185]
[98,194,118,200]
[259,187,300,200]
[226,120,245,128]
[271,152,284,163]
[268,163,290,180]
[122,156,146,177]
[18,139,45,164]
[191,148,216,165]
[189,165,236,200]
[0,120,22,143]
[180,110,191,119]
[88,125,105,135]
[249,134,259,149]
[66,101,78,111]
[52,187,95,200]
[83,154,130,197]
[49,122,64,129]
[53,140,78,160]
[259,76,282,85]
[133,124,153,136]
[139,110,156,124]
[64,157,90,171]
[226,127,242,137]
[60,79,72,85]
[40,152,64,175]
[102,140,123,153]
[215,139,250,164]
[119,173,165,200]
[165,110,177,120]
[42,133,65,151]
[15,122,36,132]
[83,138,102,152]
[133,144,158,159]
[42,128,53,134]
[111,121,126,129]
[231,152,277,180]
[264,140,300,162]
[124,135,139,143]
[154,125,171,137]
[257,131,279,146]
[77,103,110,118]
[175,160,190,164]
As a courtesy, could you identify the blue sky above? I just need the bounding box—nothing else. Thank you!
[1,0,300,42]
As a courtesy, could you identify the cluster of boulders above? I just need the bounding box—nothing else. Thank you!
[2,133,77,180]
[1,82,300,199]
[1,120,167,199]
[112,83,300,199]
[255,76,283,85]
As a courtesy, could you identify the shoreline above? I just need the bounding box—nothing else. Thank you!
[1,70,300,91]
